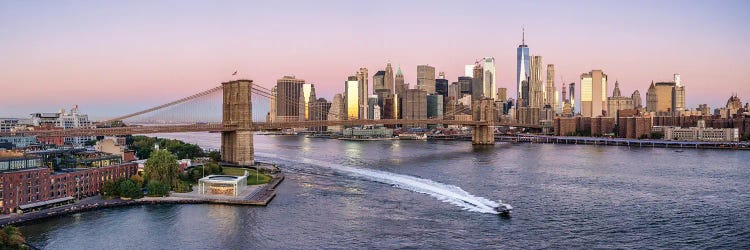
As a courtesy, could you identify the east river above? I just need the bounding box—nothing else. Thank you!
[21,133,750,249]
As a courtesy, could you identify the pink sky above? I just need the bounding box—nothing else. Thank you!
[1,1,748,118]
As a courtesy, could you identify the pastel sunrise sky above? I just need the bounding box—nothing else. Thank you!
[1,0,748,119]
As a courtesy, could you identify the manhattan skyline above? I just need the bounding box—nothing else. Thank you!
[1,0,748,118]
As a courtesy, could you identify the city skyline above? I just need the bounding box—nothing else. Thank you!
[1,0,749,118]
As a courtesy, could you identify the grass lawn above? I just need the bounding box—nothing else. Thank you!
[222,167,273,185]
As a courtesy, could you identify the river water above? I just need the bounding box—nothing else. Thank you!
[21,133,750,249]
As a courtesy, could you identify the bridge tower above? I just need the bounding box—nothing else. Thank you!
[221,80,254,166]
[472,98,495,145]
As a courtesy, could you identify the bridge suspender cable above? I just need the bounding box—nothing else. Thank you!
[101,86,224,124]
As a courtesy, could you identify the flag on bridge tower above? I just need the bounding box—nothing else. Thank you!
[232,71,238,76]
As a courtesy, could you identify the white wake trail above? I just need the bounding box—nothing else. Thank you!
[257,152,511,214]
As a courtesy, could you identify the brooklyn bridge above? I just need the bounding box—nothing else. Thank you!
[1,80,536,166]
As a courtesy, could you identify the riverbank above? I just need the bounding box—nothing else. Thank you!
[498,135,750,150]
[0,174,284,227]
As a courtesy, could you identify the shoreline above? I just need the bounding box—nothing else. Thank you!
[0,174,284,227]
[497,135,750,150]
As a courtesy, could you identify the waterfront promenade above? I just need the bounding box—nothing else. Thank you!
[498,135,750,150]
[0,174,284,227]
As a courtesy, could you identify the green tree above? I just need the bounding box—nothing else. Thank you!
[84,139,98,147]
[651,131,664,139]
[118,179,143,199]
[207,151,221,162]
[101,179,122,197]
[172,180,192,193]
[130,174,144,188]
[143,149,180,190]
[145,181,170,197]
[0,226,28,250]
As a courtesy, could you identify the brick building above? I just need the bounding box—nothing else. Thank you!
[0,162,137,213]
[591,117,616,136]
[653,115,750,139]
[618,116,653,139]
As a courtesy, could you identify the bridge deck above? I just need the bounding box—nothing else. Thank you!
[0,119,537,137]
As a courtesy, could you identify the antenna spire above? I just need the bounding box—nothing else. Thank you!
[522,27,525,45]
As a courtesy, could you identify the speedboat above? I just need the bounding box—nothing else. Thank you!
[495,204,512,217]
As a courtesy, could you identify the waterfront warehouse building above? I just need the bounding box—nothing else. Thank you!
[0,152,137,213]
[663,120,739,142]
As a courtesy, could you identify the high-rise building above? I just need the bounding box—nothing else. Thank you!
[275,76,305,122]
[395,66,406,95]
[328,94,345,132]
[580,70,607,117]
[497,88,507,102]
[545,64,556,111]
[302,83,316,120]
[465,65,474,77]
[309,98,331,131]
[449,82,460,101]
[569,82,576,113]
[417,65,436,94]
[436,78,449,97]
[385,63,395,94]
[472,64,484,101]
[672,74,685,113]
[529,56,544,108]
[458,76,472,96]
[632,90,642,109]
[483,57,496,99]
[373,70,386,92]
[403,89,427,124]
[357,68,369,120]
[606,81,634,118]
[646,81,658,112]
[517,29,531,108]
[367,95,380,120]
[344,76,359,120]
[427,94,443,119]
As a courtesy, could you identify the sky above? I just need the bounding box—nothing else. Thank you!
[1,0,748,119]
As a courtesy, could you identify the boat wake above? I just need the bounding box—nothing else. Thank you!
[257,152,511,215]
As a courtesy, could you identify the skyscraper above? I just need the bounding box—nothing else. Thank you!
[606,81,634,118]
[497,88,507,102]
[483,57,496,99]
[516,28,530,108]
[569,82,575,113]
[545,64,556,111]
[465,65,474,77]
[646,81,657,112]
[385,63,394,94]
[357,68,369,120]
[472,63,484,101]
[632,90,642,109]
[395,66,406,95]
[458,76,472,96]
[275,76,305,122]
[403,89,427,122]
[580,70,607,117]
[529,56,544,108]
[417,65,436,94]
[672,73,685,113]
[345,76,359,120]
[302,83,316,120]
[373,71,386,92]
[328,93,345,132]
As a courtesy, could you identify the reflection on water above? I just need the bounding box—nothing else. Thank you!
[20,133,750,249]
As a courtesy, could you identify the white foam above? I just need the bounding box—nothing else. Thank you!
[257,152,511,215]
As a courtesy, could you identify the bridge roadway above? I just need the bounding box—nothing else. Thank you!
[0,119,538,137]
